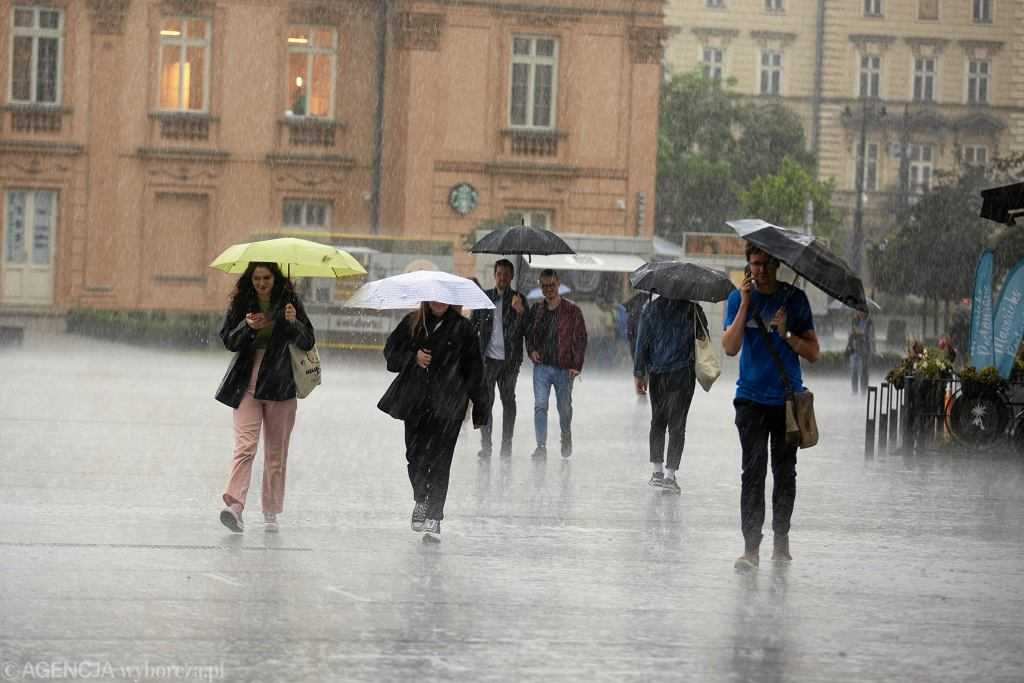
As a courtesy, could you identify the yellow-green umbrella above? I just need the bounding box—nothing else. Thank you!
[210,237,367,278]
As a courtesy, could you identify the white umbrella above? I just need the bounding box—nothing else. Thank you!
[343,270,495,310]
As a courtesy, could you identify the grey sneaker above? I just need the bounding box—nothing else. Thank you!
[734,553,759,571]
[422,518,441,541]
[263,513,279,533]
[531,445,547,459]
[477,447,492,459]
[772,534,792,563]
[661,476,681,495]
[219,506,243,533]
[648,472,665,487]
[560,434,572,458]
[410,502,427,532]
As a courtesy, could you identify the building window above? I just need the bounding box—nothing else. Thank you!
[706,0,724,7]
[973,0,992,22]
[158,17,211,111]
[4,190,55,267]
[765,0,783,10]
[286,26,337,118]
[760,50,782,96]
[962,145,988,166]
[283,199,331,229]
[9,6,63,105]
[856,143,879,191]
[918,0,939,20]
[508,209,551,230]
[967,59,990,104]
[859,55,881,98]
[509,36,557,129]
[702,48,723,81]
[909,144,933,194]
[864,0,883,16]
[913,57,935,102]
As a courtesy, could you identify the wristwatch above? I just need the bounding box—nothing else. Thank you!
[785,330,793,339]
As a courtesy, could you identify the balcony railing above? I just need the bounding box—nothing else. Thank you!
[501,128,567,158]
[151,112,215,141]
[280,117,344,148]
[3,105,70,134]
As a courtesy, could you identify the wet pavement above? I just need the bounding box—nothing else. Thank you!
[1,336,1023,682]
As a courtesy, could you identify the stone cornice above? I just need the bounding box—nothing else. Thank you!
[848,34,896,50]
[691,27,740,39]
[136,147,229,162]
[0,140,83,156]
[485,161,579,178]
[160,0,215,16]
[958,39,1005,58]
[750,30,797,47]
[265,153,356,169]
[904,36,949,55]
[288,2,368,25]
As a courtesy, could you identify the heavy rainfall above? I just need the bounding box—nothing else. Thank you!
[2,1,1024,682]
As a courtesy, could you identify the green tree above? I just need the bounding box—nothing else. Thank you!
[656,71,822,241]
[740,156,839,240]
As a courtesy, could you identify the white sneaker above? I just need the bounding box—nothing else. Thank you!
[263,513,279,533]
[219,505,243,533]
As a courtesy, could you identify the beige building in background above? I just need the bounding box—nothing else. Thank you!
[0,0,666,321]
[664,0,1024,252]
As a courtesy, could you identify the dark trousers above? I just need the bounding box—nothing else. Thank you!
[734,399,798,547]
[404,410,462,520]
[648,367,696,470]
[481,358,519,451]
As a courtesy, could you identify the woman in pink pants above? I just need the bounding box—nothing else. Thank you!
[215,262,316,533]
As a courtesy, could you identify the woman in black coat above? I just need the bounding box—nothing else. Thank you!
[379,301,487,540]
[216,262,315,533]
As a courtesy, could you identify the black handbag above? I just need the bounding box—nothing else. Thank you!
[377,361,427,421]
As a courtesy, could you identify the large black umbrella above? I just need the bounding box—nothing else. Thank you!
[980,181,1024,225]
[470,223,575,289]
[726,219,869,313]
[629,261,735,302]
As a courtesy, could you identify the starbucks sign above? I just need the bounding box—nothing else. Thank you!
[448,183,478,216]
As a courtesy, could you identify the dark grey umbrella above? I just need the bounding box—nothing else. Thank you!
[470,225,575,256]
[726,219,869,313]
[980,181,1024,225]
[470,224,575,289]
[629,261,735,302]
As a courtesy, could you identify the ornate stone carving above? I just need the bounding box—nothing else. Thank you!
[629,27,670,65]
[848,34,895,53]
[691,27,739,47]
[288,3,348,26]
[146,163,220,183]
[392,12,445,51]
[492,6,581,27]
[87,0,130,35]
[959,39,1005,59]
[905,37,948,57]
[160,0,214,16]
[274,170,348,189]
[750,30,797,48]
[4,156,72,177]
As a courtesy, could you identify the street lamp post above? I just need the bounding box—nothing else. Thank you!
[844,96,885,277]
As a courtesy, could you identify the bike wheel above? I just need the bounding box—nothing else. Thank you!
[946,390,1010,448]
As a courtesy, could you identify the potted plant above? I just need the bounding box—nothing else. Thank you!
[957,366,1008,400]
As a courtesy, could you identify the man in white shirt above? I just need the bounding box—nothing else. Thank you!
[471,259,528,457]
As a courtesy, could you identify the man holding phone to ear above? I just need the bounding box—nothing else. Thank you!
[722,243,820,570]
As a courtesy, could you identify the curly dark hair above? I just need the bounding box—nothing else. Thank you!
[228,262,295,313]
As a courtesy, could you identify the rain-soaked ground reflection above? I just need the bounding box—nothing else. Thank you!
[1,336,1023,681]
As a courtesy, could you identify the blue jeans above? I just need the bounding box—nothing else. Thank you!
[533,364,573,448]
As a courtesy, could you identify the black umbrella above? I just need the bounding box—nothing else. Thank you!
[726,219,869,313]
[629,261,735,303]
[470,223,575,289]
[980,181,1024,225]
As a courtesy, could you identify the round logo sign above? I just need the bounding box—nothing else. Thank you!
[448,183,479,216]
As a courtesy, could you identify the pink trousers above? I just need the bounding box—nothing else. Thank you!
[222,350,297,514]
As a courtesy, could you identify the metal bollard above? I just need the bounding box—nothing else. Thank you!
[878,383,890,453]
[865,385,878,457]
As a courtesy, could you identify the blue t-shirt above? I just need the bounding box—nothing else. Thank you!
[723,283,814,406]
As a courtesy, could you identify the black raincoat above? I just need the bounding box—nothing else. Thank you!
[215,295,316,409]
[379,307,488,424]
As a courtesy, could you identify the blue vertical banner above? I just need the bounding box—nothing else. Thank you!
[992,259,1024,379]
[970,249,995,368]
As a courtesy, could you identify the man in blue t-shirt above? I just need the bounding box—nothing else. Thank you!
[722,243,820,570]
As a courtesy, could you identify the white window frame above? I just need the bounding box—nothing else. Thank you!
[913,57,935,102]
[909,144,933,194]
[4,189,57,269]
[859,54,881,98]
[961,145,988,166]
[967,59,990,105]
[973,0,993,22]
[765,0,784,11]
[283,199,332,230]
[285,25,338,119]
[856,143,880,192]
[508,209,552,230]
[508,35,558,130]
[8,6,64,105]
[864,0,883,17]
[157,16,212,113]
[759,50,782,96]
[702,47,724,81]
